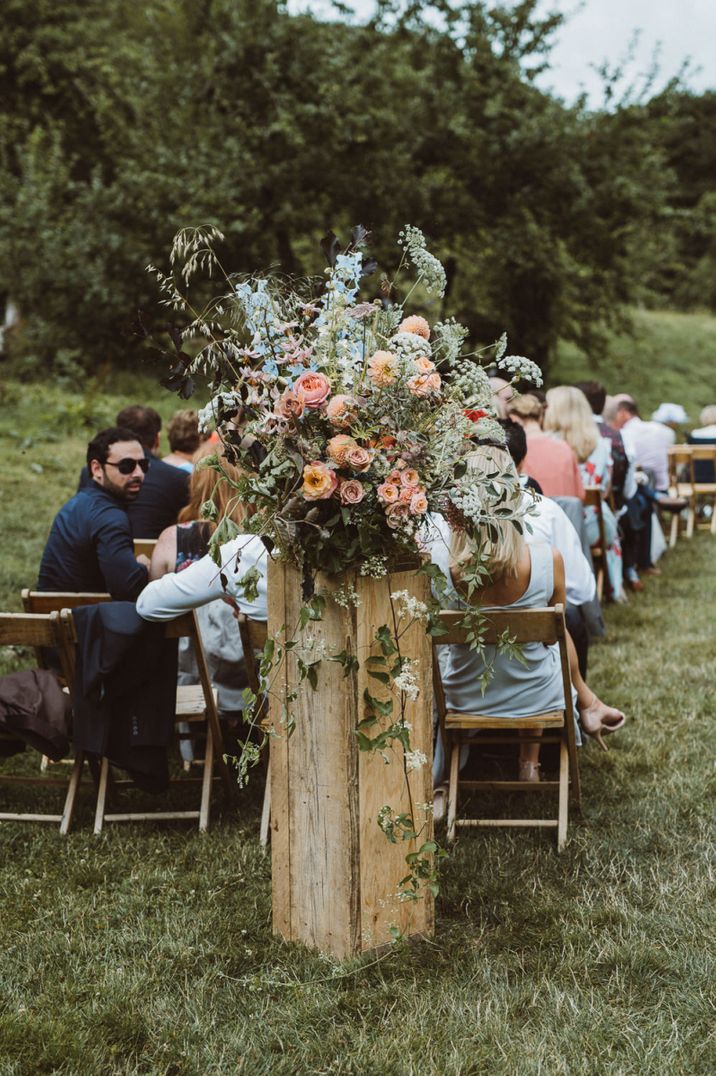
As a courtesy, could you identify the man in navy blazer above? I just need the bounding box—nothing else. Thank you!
[39,427,150,599]
[78,406,189,539]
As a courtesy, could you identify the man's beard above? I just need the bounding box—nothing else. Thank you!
[102,474,142,501]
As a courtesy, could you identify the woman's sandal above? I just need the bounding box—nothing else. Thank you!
[580,694,626,752]
[433,784,448,824]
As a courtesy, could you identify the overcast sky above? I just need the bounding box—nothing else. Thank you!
[287,0,715,104]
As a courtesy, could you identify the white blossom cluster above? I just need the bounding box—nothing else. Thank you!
[498,354,544,387]
[198,391,242,433]
[433,318,469,366]
[294,636,329,661]
[390,590,429,623]
[389,331,432,362]
[394,659,420,700]
[332,583,362,608]
[452,359,493,409]
[398,226,447,297]
[359,555,389,578]
[404,748,428,772]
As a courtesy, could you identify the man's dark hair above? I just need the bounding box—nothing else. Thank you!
[86,426,142,469]
[617,398,639,417]
[498,418,527,468]
[115,406,162,452]
[574,380,606,415]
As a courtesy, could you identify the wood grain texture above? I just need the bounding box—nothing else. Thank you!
[269,560,434,958]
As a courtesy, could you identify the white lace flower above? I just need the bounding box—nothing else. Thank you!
[404,749,428,772]
[390,590,429,623]
[498,354,544,387]
[398,226,447,297]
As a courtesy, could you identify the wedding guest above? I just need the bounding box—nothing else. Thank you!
[687,405,716,483]
[38,427,149,599]
[497,418,597,675]
[651,402,687,448]
[507,393,584,500]
[163,410,202,474]
[611,398,669,492]
[574,380,631,506]
[79,405,189,538]
[489,377,515,418]
[429,444,625,784]
[544,386,623,600]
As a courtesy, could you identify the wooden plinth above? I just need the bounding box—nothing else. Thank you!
[268,559,434,959]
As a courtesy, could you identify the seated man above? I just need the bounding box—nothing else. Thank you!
[688,404,716,483]
[38,428,150,599]
[79,405,189,538]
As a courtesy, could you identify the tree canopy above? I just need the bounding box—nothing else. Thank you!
[0,0,711,379]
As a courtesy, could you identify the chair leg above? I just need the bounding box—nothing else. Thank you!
[669,512,679,548]
[59,752,84,836]
[557,740,569,853]
[260,759,271,847]
[686,504,695,538]
[199,723,215,832]
[447,743,460,843]
[711,499,716,535]
[93,756,110,835]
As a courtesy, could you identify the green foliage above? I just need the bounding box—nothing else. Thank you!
[0,0,701,379]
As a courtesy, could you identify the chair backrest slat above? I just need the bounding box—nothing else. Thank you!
[0,612,58,648]
[436,606,564,646]
[133,538,158,559]
[22,590,112,615]
[236,614,268,698]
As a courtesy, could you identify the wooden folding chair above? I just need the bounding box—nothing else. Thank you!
[236,614,270,846]
[667,446,696,545]
[584,487,609,602]
[133,538,158,560]
[0,612,84,834]
[58,609,232,833]
[21,590,112,772]
[689,446,716,534]
[433,605,581,852]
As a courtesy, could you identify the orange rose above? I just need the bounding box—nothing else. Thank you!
[377,481,400,504]
[367,350,399,387]
[294,370,331,408]
[327,434,358,466]
[399,315,431,340]
[413,356,435,373]
[302,461,338,500]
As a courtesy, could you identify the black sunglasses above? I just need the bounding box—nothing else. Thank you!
[104,457,150,475]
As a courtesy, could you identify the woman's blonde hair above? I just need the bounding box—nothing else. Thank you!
[544,385,598,462]
[506,393,543,423]
[449,444,525,582]
[699,405,716,427]
[167,409,201,454]
[178,442,247,529]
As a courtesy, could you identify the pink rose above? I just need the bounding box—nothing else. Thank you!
[377,481,400,504]
[302,461,338,500]
[410,492,428,514]
[274,390,305,420]
[400,468,420,487]
[413,356,435,373]
[327,434,358,467]
[325,394,357,428]
[399,486,415,504]
[339,479,365,505]
[346,446,372,473]
[294,370,331,408]
[386,502,411,529]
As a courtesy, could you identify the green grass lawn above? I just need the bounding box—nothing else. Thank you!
[0,320,715,1073]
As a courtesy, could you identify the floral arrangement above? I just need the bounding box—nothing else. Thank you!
[151,225,541,575]
[151,226,543,913]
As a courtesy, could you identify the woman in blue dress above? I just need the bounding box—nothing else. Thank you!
[430,444,625,785]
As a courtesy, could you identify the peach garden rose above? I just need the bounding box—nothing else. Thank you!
[274,389,305,420]
[398,315,431,340]
[294,370,331,408]
[377,481,400,504]
[325,394,356,428]
[346,446,372,473]
[302,461,338,500]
